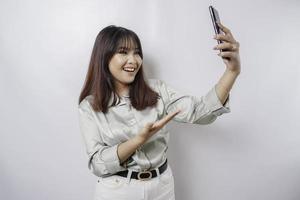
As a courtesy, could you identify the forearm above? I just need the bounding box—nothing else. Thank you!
[215,69,240,105]
[117,136,144,164]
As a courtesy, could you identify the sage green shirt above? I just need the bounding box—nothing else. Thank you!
[78,79,230,178]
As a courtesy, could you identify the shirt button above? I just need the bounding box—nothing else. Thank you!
[128,119,136,125]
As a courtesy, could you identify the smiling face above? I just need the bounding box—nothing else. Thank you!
[108,38,143,96]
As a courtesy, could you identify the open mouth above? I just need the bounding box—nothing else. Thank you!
[123,67,136,72]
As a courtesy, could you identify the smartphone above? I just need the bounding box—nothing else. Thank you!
[209,5,223,44]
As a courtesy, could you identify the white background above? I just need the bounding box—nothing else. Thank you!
[1,0,300,200]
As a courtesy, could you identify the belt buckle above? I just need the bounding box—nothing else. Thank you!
[137,170,152,181]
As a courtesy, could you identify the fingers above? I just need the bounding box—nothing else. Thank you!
[213,42,239,52]
[140,110,181,141]
[214,34,235,43]
[217,22,232,35]
[154,109,181,128]
[161,109,181,125]
[213,23,239,54]
[145,122,154,129]
[217,51,239,59]
[140,122,155,135]
[164,109,181,123]
[214,22,237,44]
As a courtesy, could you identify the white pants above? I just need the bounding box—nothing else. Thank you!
[93,164,175,200]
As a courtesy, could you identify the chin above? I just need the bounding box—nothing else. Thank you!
[126,79,135,84]
[127,76,136,82]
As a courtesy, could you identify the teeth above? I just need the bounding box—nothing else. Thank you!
[123,67,135,72]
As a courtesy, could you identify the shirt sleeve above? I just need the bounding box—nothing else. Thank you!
[157,79,231,124]
[78,99,126,177]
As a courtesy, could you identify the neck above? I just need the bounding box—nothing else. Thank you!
[115,82,129,97]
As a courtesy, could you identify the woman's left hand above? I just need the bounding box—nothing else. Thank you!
[213,22,241,74]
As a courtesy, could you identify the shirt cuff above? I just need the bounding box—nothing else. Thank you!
[203,84,231,116]
[99,144,125,174]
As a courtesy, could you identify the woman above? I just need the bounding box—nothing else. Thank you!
[78,23,240,200]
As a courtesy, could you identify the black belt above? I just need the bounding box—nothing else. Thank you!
[115,159,168,181]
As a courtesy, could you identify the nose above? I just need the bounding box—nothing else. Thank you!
[127,53,137,65]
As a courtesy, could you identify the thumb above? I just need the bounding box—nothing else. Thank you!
[145,122,154,129]
[143,122,155,132]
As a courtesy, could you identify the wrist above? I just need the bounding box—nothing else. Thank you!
[132,135,145,148]
[225,68,241,76]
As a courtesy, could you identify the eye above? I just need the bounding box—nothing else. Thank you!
[134,51,140,55]
[118,50,127,54]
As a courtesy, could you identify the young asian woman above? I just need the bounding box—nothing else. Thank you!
[78,23,240,200]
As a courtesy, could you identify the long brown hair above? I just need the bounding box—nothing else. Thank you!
[78,25,160,113]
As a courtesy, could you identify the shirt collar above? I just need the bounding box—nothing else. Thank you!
[108,94,128,107]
